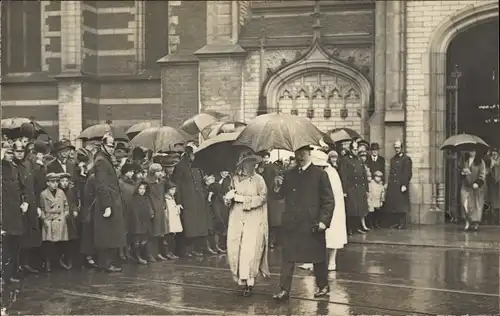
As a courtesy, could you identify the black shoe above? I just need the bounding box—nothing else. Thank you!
[313,286,330,298]
[156,254,168,261]
[191,251,203,257]
[242,286,253,297]
[21,265,39,274]
[165,252,178,260]
[136,256,147,265]
[147,255,157,263]
[356,229,367,234]
[272,290,290,301]
[104,265,122,273]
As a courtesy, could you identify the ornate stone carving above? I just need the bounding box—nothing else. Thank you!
[324,47,372,71]
[265,50,304,72]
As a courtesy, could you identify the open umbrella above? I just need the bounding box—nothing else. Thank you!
[130,126,192,152]
[180,111,228,135]
[201,121,247,139]
[329,127,360,140]
[328,129,352,143]
[234,113,324,152]
[440,134,489,152]
[192,132,245,173]
[126,122,153,140]
[1,118,47,139]
[79,123,128,142]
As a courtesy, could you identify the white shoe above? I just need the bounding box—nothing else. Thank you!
[328,264,336,271]
[299,264,313,271]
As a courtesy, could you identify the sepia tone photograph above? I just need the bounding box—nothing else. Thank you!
[0,0,499,315]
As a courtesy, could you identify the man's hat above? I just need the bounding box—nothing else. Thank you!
[76,148,93,163]
[121,162,139,175]
[257,150,270,157]
[295,145,314,152]
[152,153,180,167]
[45,172,60,181]
[115,142,130,152]
[374,170,383,177]
[357,139,370,150]
[33,140,49,154]
[370,142,380,151]
[60,139,75,150]
[58,172,72,179]
[52,140,73,153]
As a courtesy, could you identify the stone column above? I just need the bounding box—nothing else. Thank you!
[195,0,247,120]
[56,1,83,146]
[370,0,387,156]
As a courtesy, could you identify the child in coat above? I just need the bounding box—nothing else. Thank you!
[129,181,154,264]
[39,173,70,272]
[368,170,385,228]
[164,180,182,260]
[59,173,80,269]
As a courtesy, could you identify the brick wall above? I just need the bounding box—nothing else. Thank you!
[42,1,62,73]
[405,0,493,223]
[161,64,199,128]
[199,57,245,120]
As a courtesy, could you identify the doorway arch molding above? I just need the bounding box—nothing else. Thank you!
[423,1,499,209]
[260,39,372,120]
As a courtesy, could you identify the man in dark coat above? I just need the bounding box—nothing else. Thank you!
[384,140,413,229]
[92,135,127,272]
[273,145,334,301]
[46,139,76,180]
[337,141,370,235]
[172,144,210,257]
[256,150,284,248]
[366,142,386,178]
[1,142,28,284]
[18,141,48,273]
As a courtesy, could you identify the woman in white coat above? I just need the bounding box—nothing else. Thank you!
[299,150,347,271]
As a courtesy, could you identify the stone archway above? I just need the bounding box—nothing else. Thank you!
[423,1,499,210]
[261,40,372,135]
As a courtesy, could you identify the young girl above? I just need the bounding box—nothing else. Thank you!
[59,173,79,269]
[146,163,167,262]
[39,173,70,272]
[164,181,182,260]
[368,171,385,229]
[209,171,232,252]
[129,181,154,264]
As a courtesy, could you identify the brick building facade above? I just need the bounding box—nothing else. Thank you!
[1,0,499,224]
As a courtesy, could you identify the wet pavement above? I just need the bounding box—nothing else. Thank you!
[350,225,500,250]
[5,240,499,315]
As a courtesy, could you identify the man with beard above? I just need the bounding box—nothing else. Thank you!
[92,135,127,272]
[337,141,370,235]
[46,139,76,179]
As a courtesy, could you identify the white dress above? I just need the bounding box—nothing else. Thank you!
[324,166,348,249]
[165,197,183,233]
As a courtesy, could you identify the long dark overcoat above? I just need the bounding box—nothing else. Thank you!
[146,178,167,237]
[16,159,43,248]
[210,174,232,232]
[119,177,136,234]
[384,153,413,214]
[80,171,96,255]
[172,156,210,238]
[258,163,285,227]
[277,164,334,263]
[366,155,386,178]
[338,155,369,217]
[1,161,25,236]
[46,158,76,180]
[92,150,127,249]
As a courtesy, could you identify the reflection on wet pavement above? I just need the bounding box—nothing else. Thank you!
[8,244,500,315]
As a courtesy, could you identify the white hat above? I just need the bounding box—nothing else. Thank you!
[310,149,329,167]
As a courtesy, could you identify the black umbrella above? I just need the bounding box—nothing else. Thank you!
[192,132,246,174]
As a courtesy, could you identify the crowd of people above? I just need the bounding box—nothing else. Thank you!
[1,127,499,301]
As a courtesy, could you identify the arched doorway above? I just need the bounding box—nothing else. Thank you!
[445,18,500,221]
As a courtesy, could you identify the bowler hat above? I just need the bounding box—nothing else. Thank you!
[370,142,380,151]
[52,140,72,153]
[121,162,138,175]
[115,142,130,152]
[60,139,75,150]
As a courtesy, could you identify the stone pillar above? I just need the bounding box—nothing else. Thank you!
[370,0,387,156]
[194,0,247,120]
[56,1,83,146]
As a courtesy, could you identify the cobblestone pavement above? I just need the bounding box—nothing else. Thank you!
[6,237,499,315]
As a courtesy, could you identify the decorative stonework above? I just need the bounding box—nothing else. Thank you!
[324,47,373,74]
[264,49,304,73]
[168,1,181,54]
